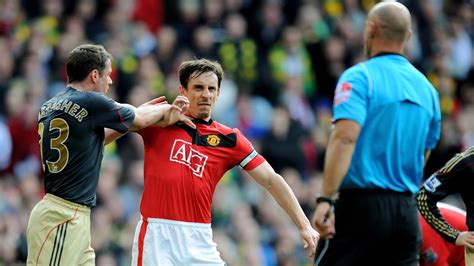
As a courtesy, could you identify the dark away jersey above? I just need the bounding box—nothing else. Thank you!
[38,87,134,206]
[138,119,266,223]
[417,146,474,243]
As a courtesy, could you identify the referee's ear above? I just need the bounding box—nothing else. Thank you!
[405,30,412,42]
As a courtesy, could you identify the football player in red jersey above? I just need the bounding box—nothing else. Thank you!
[107,59,319,265]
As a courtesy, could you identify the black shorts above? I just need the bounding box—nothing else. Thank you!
[316,189,421,266]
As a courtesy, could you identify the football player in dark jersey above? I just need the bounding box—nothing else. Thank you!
[27,44,193,266]
[417,146,474,266]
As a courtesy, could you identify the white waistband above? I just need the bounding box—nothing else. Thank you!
[142,217,211,228]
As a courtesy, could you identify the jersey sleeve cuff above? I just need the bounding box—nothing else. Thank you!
[239,150,265,171]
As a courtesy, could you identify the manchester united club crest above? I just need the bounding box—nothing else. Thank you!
[206,135,221,146]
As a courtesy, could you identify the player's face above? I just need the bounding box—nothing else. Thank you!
[180,71,220,120]
[95,59,113,94]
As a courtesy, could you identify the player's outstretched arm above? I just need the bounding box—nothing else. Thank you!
[128,103,175,131]
[247,161,319,258]
[129,95,194,131]
[103,97,169,145]
[104,96,195,145]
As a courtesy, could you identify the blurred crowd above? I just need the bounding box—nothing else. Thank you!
[0,0,472,265]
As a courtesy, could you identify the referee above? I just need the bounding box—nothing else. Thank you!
[311,2,441,265]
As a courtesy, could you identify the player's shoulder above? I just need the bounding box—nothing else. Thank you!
[52,88,99,106]
[208,121,251,146]
[461,146,474,156]
[84,91,118,109]
[212,120,242,135]
[41,95,57,107]
[42,87,82,106]
[450,146,474,168]
[85,91,111,102]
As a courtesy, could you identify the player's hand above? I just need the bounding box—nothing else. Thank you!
[312,202,336,239]
[299,224,320,258]
[171,96,195,128]
[172,95,190,113]
[157,96,195,129]
[140,96,168,106]
[455,231,474,249]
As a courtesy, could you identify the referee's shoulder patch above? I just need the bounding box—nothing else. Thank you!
[334,81,352,106]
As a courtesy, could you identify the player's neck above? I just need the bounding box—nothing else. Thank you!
[194,117,212,123]
[186,112,212,123]
[67,82,95,92]
[188,115,213,124]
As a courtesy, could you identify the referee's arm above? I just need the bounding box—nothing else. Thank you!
[312,119,360,236]
[321,119,360,197]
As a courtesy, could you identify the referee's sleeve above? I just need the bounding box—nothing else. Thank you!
[333,66,369,127]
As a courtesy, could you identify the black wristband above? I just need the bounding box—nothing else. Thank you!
[316,196,334,206]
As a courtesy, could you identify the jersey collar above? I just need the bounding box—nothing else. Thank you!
[372,52,405,58]
[193,118,213,126]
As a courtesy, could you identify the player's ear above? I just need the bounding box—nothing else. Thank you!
[178,85,186,95]
[90,69,99,83]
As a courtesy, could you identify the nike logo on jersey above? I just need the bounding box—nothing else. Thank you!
[170,140,208,177]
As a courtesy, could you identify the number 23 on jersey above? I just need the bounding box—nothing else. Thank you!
[38,118,70,173]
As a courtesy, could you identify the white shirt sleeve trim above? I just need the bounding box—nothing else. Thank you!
[239,150,258,169]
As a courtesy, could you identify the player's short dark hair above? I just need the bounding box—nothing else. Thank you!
[66,44,112,83]
[178,59,224,89]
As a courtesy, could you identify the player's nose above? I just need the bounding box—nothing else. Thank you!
[202,89,211,98]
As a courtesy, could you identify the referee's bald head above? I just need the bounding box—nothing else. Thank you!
[368,1,412,43]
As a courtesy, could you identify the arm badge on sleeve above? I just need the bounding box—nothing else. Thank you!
[424,175,441,192]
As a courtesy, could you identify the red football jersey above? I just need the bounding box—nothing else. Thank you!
[137,119,265,223]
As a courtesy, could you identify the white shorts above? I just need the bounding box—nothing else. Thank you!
[131,217,225,266]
